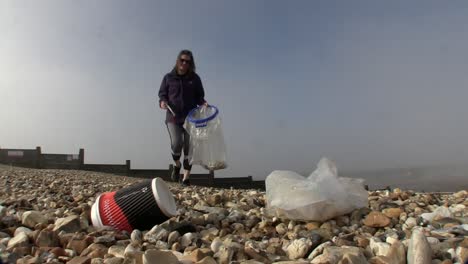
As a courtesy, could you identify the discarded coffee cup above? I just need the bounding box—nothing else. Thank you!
[91,178,178,232]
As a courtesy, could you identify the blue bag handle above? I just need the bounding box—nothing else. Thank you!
[187,105,219,128]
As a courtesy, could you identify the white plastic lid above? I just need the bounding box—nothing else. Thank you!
[90,195,104,228]
[151,178,178,217]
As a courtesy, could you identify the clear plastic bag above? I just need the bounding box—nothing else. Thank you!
[265,158,368,221]
[185,106,227,171]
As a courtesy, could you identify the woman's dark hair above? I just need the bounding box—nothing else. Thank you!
[174,49,196,73]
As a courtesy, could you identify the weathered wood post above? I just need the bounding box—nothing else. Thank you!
[79,148,84,169]
[36,146,42,169]
[126,160,131,176]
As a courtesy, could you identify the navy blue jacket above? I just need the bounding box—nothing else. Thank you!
[158,69,206,124]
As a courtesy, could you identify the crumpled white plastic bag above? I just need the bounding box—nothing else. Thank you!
[265,158,368,221]
[420,206,452,222]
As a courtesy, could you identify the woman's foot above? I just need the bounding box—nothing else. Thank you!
[181,179,191,186]
[180,169,191,186]
[171,166,181,182]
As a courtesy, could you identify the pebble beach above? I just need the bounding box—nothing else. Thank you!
[0,165,467,264]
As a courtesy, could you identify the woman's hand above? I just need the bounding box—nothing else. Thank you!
[160,101,168,109]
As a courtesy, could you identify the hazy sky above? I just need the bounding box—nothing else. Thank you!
[2,1,468,179]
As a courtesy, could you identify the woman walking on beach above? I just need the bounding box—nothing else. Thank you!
[158,50,208,186]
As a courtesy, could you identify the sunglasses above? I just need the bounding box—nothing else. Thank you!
[179,58,192,65]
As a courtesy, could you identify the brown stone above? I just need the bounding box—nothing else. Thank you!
[21,211,48,229]
[440,260,453,264]
[312,228,333,241]
[114,233,129,241]
[355,236,370,248]
[50,247,67,257]
[143,249,179,264]
[81,243,108,258]
[363,211,391,228]
[88,248,108,259]
[31,229,41,241]
[53,215,81,233]
[28,257,42,264]
[12,247,32,257]
[17,256,40,264]
[125,251,143,264]
[199,248,213,256]
[339,253,368,264]
[196,256,217,264]
[453,190,467,199]
[460,238,468,248]
[334,238,356,247]
[362,226,378,236]
[67,256,92,264]
[266,243,281,255]
[389,193,400,200]
[32,247,52,257]
[369,256,391,264]
[444,223,460,229]
[313,246,366,264]
[457,246,468,264]
[216,246,234,264]
[103,257,124,264]
[234,249,248,262]
[383,240,405,264]
[67,238,89,255]
[399,192,410,200]
[188,249,211,262]
[335,216,350,227]
[7,232,30,250]
[59,233,74,247]
[57,256,71,263]
[206,194,222,206]
[171,242,181,251]
[274,260,310,264]
[35,229,60,247]
[306,222,321,231]
[244,247,271,263]
[320,222,333,231]
[382,208,403,219]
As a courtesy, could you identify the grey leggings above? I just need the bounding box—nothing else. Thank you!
[166,122,192,170]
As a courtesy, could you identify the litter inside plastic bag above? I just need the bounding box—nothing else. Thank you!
[185,105,227,171]
[265,158,368,222]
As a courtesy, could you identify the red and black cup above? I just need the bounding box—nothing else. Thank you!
[90,178,178,232]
